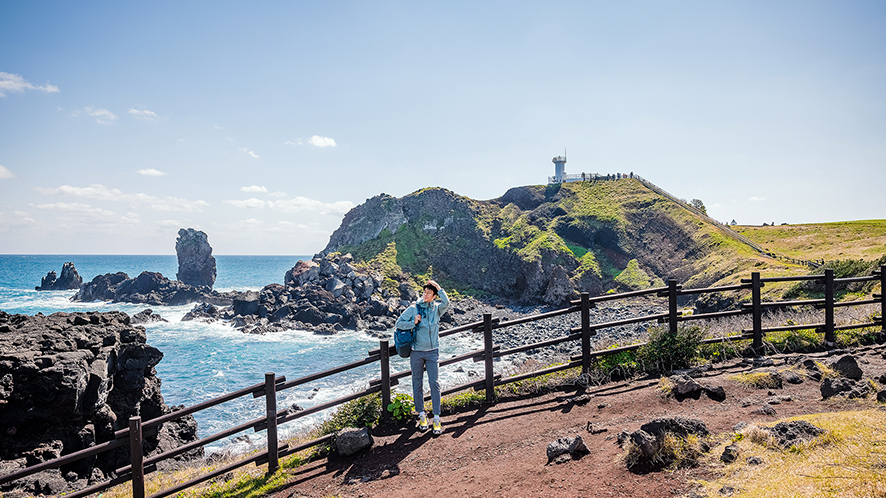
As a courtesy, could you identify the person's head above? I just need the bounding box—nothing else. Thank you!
[422,282,439,302]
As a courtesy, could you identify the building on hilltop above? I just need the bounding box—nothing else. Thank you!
[547,154,630,184]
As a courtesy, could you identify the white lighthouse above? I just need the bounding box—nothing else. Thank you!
[552,155,567,183]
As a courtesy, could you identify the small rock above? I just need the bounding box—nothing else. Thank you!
[746,456,764,465]
[753,404,777,416]
[670,374,703,396]
[829,355,863,380]
[821,377,857,399]
[335,427,373,456]
[767,420,825,449]
[567,394,593,405]
[721,444,740,463]
[733,422,747,432]
[782,370,804,384]
[878,390,886,403]
[629,430,658,457]
[704,385,727,402]
[719,485,736,496]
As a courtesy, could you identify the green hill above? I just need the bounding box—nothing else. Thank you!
[322,179,812,303]
[734,220,886,261]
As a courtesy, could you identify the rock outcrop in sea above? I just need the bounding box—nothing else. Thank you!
[35,262,83,291]
[0,311,200,496]
[175,228,216,288]
[72,271,239,306]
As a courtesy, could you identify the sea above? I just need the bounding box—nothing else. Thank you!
[0,255,485,453]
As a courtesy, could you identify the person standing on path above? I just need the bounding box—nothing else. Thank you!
[395,280,449,436]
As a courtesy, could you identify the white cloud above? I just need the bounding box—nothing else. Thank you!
[84,106,117,124]
[35,183,209,212]
[223,195,354,215]
[268,197,354,215]
[0,165,14,180]
[240,185,267,193]
[128,108,159,121]
[224,198,266,209]
[749,196,767,202]
[33,202,116,216]
[137,168,167,177]
[269,191,287,198]
[238,147,260,159]
[285,135,337,148]
[0,72,60,97]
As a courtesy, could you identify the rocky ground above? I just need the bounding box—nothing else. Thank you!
[0,311,201,497]
[268,344,886,498]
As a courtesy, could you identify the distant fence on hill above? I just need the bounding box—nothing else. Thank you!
[2,267,883,498]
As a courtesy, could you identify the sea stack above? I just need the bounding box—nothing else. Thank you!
[36,262,83,290]
[175,228,216,288]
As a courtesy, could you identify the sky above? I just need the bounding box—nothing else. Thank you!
[1,1,884,255]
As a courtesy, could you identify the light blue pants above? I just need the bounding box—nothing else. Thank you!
[410,349,441,416]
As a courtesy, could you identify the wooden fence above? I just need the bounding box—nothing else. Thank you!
[1,266,883,498]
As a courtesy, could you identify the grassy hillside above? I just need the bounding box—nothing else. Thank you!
[328,179,821,302]
[734,220,886,261]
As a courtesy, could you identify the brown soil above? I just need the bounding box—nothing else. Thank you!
[271,344,886,498]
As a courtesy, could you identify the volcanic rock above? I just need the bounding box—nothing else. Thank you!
[131,309,167,324]
[36,262,83,291]
[175,228,216,288]
[0,311,200,496]
[73,271,239,307]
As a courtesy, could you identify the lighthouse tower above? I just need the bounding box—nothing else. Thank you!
[552,155,567,183]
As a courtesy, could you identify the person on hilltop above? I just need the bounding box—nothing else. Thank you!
[395,280,449,436]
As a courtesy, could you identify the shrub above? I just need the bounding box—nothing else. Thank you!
[637,325,705,373]
[386,393,414,421]
[621,432,707,470]
[315,393,381,436]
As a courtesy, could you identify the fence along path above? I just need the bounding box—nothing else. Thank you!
[1,266,883,498]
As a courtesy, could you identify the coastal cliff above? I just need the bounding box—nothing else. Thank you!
[321,180,770,304]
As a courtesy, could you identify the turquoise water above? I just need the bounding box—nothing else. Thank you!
[0,255,483,453]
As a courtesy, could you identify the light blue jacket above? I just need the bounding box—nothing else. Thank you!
[395,289,449,351]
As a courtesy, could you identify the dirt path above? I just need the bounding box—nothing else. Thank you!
[271,344,886,498]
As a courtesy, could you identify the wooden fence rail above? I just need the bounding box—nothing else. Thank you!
[1,266,883,498]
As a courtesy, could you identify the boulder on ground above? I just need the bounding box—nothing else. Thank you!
[335,427,373,456]
[546,435,589,462]
[182,303,220,322]
[767,420,825,449]
[640,416,709,439]
[721,444,740,463]
[829,355,863,380]
[820,377,871,399]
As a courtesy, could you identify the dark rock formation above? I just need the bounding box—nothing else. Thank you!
[720,444,740,463]
[131,309,167,324]
[640,416,709,439]
[766,420,825,449]
[0,311,200,496]
[182,303,220,323]
[175,228,216,288]
[72,271,239,307]
[829,355,863,380]
[36,262,83,291]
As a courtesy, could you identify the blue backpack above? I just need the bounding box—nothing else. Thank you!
[395,305,424,358]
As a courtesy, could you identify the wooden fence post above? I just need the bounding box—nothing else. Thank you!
[880,265,886,333]
[668,279,679,335]
[265,372,279,475]
[824,269,835,344]
[129,416,145,498]
[379,340,391,421]
[751,272,763,353]
[580,292,591,374]
[483,313,494,404]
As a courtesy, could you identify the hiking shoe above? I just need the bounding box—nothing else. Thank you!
[418,413,429,431]
[432,418,442,436]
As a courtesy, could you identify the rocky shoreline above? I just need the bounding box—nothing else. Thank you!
[0,311,200,497]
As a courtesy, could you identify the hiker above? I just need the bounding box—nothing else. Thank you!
[395,280,449,435]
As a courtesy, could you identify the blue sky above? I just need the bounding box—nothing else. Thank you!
[1,1,884,255]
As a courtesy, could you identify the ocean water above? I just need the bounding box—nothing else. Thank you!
[0,255,485,453]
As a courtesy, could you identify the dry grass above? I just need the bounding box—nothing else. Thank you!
[693,409,886,498]
[621,432,708,470]
[734,221,886,261]
[729,371,782,389]
[657,377,675,397]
